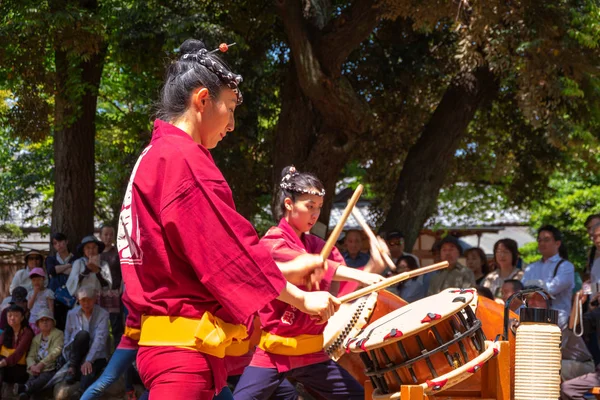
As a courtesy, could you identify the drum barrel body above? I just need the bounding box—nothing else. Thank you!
[336,291,407,384]
[514,322,561,400]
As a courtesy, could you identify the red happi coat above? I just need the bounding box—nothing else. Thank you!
[251,218,344,372]
[117,120,287,388]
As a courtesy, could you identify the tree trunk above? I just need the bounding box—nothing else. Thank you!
[380,67,498,250]
[271,0,379,229]
[51,46,106,249]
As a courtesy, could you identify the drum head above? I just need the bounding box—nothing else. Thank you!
[323,292,379,360]
[347,288,475,352]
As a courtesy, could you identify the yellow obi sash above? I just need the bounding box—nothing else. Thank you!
[258,331,324,356]
[139,312,248,358]
[124,326,141,341]
[0,345,26,365]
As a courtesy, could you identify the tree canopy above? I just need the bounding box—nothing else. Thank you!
[1,0,599,251]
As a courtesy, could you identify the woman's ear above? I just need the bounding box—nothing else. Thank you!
[284,197,294,211]
[191,87,210,111]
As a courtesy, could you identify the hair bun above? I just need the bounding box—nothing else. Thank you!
[179,39,207,55]
[281,166,298,179]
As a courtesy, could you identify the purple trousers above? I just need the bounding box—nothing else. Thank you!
[561,368,600,399]
[233,360,363,400]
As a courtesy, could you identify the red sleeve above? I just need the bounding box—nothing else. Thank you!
[160,179,287,324]
[5,328,33,366]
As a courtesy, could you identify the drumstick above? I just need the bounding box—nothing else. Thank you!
[338,261,449,304]
[320,184,364,261]
[350,208,397,273]
[309,185,364,291]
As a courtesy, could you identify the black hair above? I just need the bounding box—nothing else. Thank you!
[99,225,114,233]
[538,224,562,241]
[559,242,569,260]
[397,255,419,271]
[493,238,519,268]
[275,166,325,220]
[156,39,243,122]
[386,231,404,241]
[52,232,67,242]
[475,285,495,300]
[465,247,490,275]
[3,305,29,348]
[503,279,524,293]
[585,214,600,228]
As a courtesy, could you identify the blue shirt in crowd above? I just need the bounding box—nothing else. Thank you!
[343,251,370,268]
[521,253,574,329]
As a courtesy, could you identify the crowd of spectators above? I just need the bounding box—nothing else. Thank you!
[3,215,600,398]
[0,226,137,400]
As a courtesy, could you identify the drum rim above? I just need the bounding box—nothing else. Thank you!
[347,289,475,352]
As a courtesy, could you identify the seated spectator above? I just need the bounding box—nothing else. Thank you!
[522,225,575,329]
[0,287,28,334]
[10,251,47,295]
[482,239,524,298]
[46,232,75,331]
[66,236,112,298]
[501,279,524,312]
[342,230,370,268]
[465,247,489,285]
[63,286,109,398]
[386,231,420,267]
[15,309,64,399]
[561,328,595,382]
[0,305,34,394]
[585,214,600,278]
[391,255,426,303]
[26,269,54,335]
[428,236,475,295]
[99,225,124,345]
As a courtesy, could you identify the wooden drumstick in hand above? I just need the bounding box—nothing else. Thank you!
[308,185,364,291]
[350,208,397,273]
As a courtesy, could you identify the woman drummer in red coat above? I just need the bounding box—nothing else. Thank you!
[117,39,340,400]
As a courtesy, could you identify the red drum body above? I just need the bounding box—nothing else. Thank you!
[346,288,501,399]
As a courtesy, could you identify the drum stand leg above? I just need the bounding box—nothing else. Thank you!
[401,385,426,399]
[481,341,511,400]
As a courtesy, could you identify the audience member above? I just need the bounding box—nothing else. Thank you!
[99,225,123,344]
[428,236,475,295]
[501,279,524,312]
[391,255,426,302]
[63,287,110,398]
[10,251,46,295]
[66,236,112,298]
[342,230,370,268]
[562,291,600,399]
[589,223,600,284]
[561,328,595,382]
[0,288,28,333]
[46,232,75,331]
[482,239,524,298]
[0,305,34,393]
[386,231,420,267]
[585,214,600,277]
[15,309,64,399]
[522,225,575,329]
[26,268,54,335]
[464,247,489,285]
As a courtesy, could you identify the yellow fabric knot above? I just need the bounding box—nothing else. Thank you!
[138,312,248,358]
[258,331,324,356]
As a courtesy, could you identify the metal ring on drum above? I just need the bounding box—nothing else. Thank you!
[345,288,500,397]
